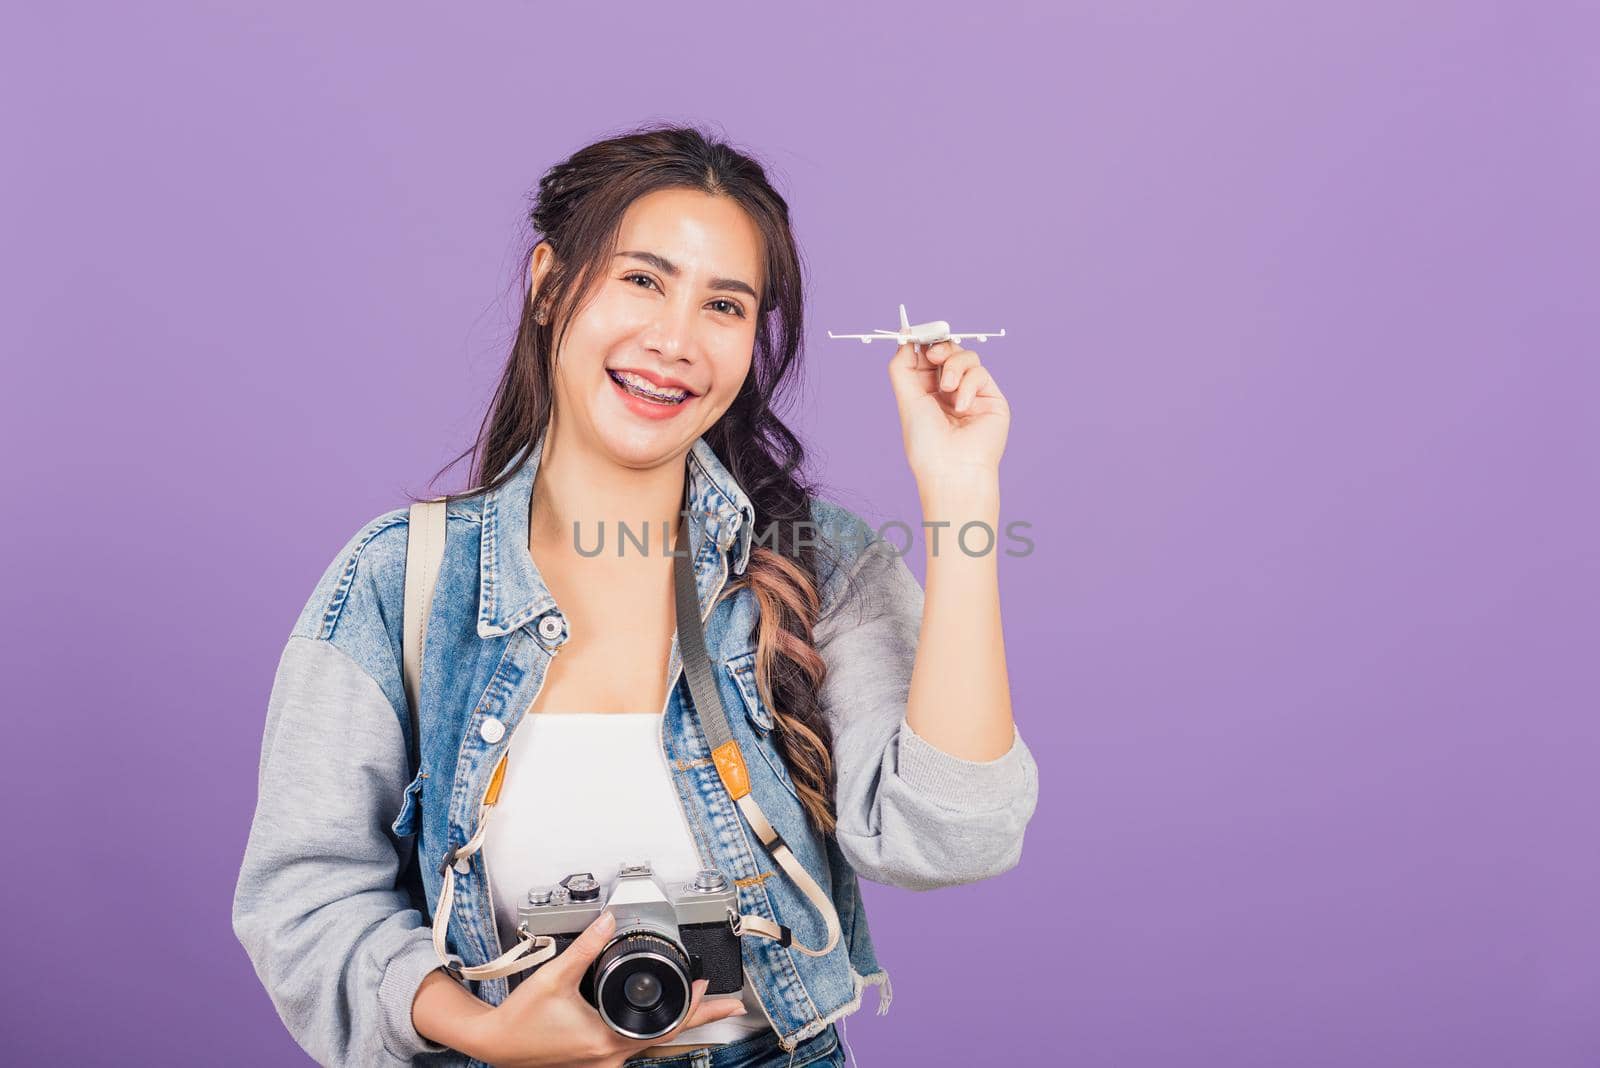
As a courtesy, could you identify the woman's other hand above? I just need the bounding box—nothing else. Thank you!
[464,908,749,1067]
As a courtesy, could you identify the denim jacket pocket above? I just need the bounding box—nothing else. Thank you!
[724,650,774,731]
[724,651,803,805]
[391,769,425,839]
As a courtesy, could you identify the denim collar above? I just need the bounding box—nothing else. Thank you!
[476,428,756,638]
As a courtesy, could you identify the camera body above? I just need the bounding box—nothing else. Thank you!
[517,862,745,1040]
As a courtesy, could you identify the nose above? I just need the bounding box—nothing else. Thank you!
[642,293,697,363]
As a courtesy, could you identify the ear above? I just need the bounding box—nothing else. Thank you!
[528,240,557,303]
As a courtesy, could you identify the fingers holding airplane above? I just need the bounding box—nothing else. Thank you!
[896,339,935,374]
[935,348,981,393]
[924,343,1004,415]
[952,364,999,413]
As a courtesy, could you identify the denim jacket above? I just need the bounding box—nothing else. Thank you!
[232,429,1040,1066]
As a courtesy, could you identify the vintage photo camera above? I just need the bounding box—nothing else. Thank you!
[518,862,746,1040]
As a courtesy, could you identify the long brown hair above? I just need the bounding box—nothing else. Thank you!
[430,123,846,834]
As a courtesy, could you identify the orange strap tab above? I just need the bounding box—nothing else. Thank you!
[483,752,509,806]
[711,741,750,800]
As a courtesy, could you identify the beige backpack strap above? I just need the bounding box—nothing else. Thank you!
[402,499,448,772]
[403,499,557,982]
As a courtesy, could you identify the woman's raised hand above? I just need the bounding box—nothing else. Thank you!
[887,339,1011,489]
[466,908,750,1067]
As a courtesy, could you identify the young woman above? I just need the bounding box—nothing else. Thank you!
[233,124,1038,1068]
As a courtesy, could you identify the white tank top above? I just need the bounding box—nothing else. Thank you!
[479,711,771,1044]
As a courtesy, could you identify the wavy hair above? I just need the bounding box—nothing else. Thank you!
[429,123,850,835]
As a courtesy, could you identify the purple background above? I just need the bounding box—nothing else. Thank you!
[3,2,1595,1064]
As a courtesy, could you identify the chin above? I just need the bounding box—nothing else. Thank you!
[589,415,697,470]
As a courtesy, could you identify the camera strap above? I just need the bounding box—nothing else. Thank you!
[401,482,840,985]
[669,502,842,960]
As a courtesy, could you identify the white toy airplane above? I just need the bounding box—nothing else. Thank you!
[828,304,1006,346]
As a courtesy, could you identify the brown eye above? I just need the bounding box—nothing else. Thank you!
[624,273,744,318]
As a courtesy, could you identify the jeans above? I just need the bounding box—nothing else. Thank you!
[622,1024,847,1068]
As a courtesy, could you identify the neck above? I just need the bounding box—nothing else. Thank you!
[529,421,689,565]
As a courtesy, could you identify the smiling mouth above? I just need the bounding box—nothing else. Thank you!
[608,369,692,405]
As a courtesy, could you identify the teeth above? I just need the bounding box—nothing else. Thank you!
[612,370,688,402]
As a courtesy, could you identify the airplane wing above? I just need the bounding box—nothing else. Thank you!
[944,328,1006,342]
[827,331,902,342]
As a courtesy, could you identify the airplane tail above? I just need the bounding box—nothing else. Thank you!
[899,303,910,333]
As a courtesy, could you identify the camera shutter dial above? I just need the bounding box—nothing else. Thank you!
[561,872,601,901]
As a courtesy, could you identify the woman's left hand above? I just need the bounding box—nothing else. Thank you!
[888,339,1011,488]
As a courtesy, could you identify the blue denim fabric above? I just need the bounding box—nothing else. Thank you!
[623,1024,847,1068]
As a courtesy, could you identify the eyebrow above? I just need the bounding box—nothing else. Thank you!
[614,250,760,301]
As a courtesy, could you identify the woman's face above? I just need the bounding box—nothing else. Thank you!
[538,187,765,472]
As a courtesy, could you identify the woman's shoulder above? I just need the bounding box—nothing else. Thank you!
[287,507,409,642]
[804,494,920,626]
[806,495,874,551]
[283,498,487,686]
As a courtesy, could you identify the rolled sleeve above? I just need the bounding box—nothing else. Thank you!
[897,717,1036,813]
[377,934,452,1061]
[816,537,1039,892]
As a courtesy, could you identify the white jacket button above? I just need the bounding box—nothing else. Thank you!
[537,615,563,641]
[479,717,506,744]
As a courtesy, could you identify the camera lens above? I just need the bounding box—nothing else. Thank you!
[593,932,692,1040]
[623,972,662,1011]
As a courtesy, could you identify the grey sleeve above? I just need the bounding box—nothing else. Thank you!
[816,539,1040,892]
[232,636,452,1065]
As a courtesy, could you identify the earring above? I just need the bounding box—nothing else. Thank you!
[533,299,550,325]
